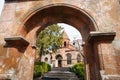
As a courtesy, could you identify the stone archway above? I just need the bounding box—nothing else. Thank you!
[0,1,119,80]
[22,4,100,80]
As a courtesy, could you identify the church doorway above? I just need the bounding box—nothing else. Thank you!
[56,55,63,67]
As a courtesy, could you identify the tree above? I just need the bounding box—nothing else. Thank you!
[36,24,63,60]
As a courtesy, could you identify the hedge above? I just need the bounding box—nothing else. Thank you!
[71,62,85,80]
[33,62,51,78]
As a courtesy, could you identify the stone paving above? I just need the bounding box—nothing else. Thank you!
[34,67,79,80]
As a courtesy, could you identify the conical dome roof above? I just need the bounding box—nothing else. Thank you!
[62,31,69,39]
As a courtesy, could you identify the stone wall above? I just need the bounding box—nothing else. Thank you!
[0,0,120,80]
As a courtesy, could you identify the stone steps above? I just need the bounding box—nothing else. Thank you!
[51,67,70,71]
[42,77,79,80]
[43,71,76,78]
[41,67,79,80]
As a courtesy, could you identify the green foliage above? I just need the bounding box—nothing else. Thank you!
[33,62,51,78]
[36,24,63,56]
[71,62,85,80]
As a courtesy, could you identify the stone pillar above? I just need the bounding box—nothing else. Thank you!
[14,44,36,80]
[87,31,119,80]
[84,58,90,80]
[2,36,37,80]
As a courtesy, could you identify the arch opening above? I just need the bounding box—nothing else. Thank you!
[23,4,101,80]
[24,4,97,41]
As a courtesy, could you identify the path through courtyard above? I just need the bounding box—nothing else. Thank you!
[34,67,79,80]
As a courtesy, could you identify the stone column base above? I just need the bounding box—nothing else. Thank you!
[100,70,120,80]
[102,75,120,80]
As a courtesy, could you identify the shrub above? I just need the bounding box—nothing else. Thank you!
[33,62,51,78]
[71,62,85,80]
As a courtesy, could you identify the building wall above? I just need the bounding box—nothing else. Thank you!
[41,47,83,67]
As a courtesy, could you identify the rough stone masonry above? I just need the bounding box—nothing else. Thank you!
[0,0,120,80]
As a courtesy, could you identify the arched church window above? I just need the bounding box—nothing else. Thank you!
[44,57,48,62]
[64,41,66,47]
[66,53,72,64]
[73,42,75,45]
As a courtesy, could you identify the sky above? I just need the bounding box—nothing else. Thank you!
[0,0,4,16]
[0,0,82,41]
[58,23,82,41]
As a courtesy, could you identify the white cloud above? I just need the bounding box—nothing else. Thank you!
[58,23,82,41]
[0,0,5,16]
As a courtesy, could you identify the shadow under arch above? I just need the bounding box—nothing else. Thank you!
[21,3,101,80]
[22,3,98,29]
[23,3,98,41]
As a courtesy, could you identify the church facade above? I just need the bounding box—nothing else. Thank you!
[41,31,83,67]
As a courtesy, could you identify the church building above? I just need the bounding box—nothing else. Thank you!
[41,31,83,67]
